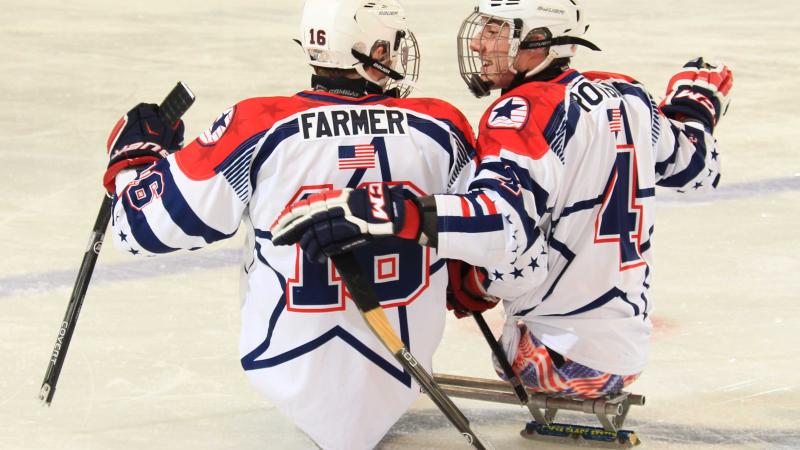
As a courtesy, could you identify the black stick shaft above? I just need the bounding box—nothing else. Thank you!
[472,313,529,403]
[39,196,112,405]
[39,82,195,406]
[473,312,541,419]
[332,253,492,450]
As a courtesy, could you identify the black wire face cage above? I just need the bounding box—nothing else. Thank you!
[457,9,521,97]
[385,30,421,98]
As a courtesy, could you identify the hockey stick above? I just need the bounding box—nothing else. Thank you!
[471,312,540,419]
[39,82,196,406]
[330,253,493,450]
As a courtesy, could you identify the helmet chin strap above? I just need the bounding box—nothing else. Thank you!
[522,52,556,78]
[503,58,570,95]
[519,35,601,52]
[514,33,601,79]
[501,48,555,87]
[354,65,388,88]
[351,48,404,87]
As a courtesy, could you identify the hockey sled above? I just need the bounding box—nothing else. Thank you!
[433,373,645,448]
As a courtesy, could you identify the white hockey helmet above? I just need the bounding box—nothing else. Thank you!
[457,0,600,97]
[299,0,420,97]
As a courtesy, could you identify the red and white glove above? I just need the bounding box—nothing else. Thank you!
[446,260,500,318]
[270,184,422,262]
[660,57,733,131]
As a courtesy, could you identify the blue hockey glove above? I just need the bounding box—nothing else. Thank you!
[271,184,421,263]
[104,103,185,193]
[660,57,733,131]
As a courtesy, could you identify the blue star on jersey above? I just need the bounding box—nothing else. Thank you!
[492,100,524,121]
[488,97,529,129]
[199,107,235,146]
[211,112,230,134]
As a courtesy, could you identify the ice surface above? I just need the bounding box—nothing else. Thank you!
[1,0,798,448]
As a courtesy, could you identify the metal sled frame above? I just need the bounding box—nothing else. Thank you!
[433,374,646,447]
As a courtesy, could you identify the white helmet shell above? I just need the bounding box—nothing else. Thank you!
[299,0,420,96]
[477,0,590,60]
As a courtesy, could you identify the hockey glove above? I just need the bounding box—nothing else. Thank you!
[660,57,733,131]
[271,184,422,263]
[446,260,500,318]
[104,103,185,194]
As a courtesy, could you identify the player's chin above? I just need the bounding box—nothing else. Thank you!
[480,72,502,88]
[477,66,493,80]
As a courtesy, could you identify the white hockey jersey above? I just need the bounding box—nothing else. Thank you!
[110,90,476,450]
[433,70,721,375]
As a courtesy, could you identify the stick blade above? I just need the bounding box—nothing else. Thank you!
[39,383,53,406]
[522,421,640,448]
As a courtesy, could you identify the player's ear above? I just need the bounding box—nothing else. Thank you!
[369,41,390,64]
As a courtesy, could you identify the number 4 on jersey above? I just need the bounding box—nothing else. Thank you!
[594,107,647,271]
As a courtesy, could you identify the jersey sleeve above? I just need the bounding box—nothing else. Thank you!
[653,114,721,193]
[109,100,265,256]
[432,91,562,296]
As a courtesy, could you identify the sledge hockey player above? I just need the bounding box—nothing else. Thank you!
[103,1,477,448]
[271,0,733,400]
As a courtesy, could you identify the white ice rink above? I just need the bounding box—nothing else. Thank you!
[1,0,798,448]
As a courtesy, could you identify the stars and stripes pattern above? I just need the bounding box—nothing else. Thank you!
[199,107,234,146]
[609,108,622,133]
[338,144,376,170]
[487,96,529,129]
[498,327,640,399]
[458,192,498,217]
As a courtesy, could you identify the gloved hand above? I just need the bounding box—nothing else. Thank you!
[446,260,500,318]
[270,184,422,262]
[660,57,733,131]
[104,103,185,193]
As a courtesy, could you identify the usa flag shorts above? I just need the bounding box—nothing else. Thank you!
[495,325,640,399]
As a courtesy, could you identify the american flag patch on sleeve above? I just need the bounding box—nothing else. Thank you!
[609,108,622,133]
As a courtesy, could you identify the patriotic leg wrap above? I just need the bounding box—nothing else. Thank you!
[495,325,640,399]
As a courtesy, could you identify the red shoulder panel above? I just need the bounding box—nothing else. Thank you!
[175,96,308,181]
[582,71,639,84]
[478,82,566,160]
